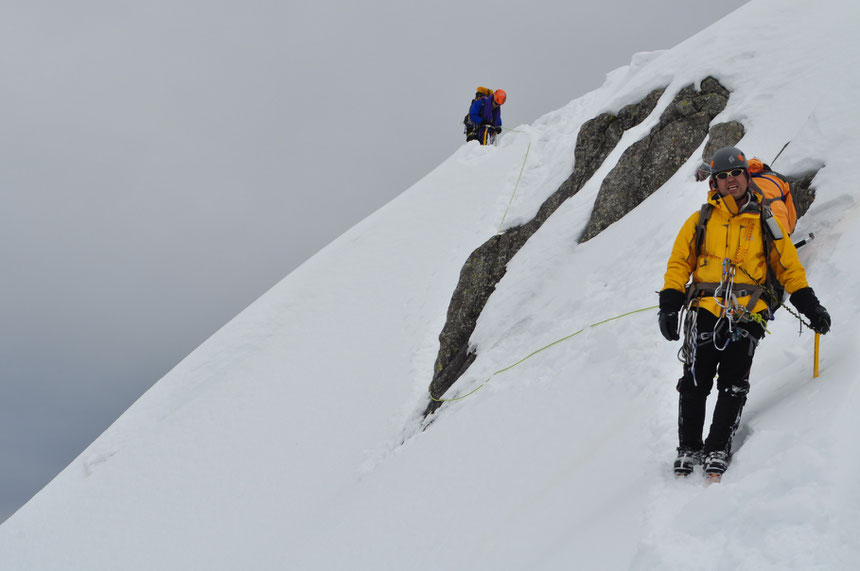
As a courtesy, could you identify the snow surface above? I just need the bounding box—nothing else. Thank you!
[2,1,860,569]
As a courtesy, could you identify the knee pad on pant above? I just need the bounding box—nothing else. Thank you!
[718,380,750,398]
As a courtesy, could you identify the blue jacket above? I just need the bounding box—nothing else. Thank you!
[469,96,501,127]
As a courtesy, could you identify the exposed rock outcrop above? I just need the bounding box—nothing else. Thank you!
[579,78,731,242]
[543,88,666,220]
[702,121,745,160]
[790,172,817,218]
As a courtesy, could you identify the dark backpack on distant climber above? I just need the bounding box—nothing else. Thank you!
[463,86,495,133]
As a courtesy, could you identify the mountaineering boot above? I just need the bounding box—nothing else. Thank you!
[703,450,730,482]
[673,447,703,477]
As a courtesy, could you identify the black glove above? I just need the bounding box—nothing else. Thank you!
[811,306,831,334]
[494,126,502,134]
[790,287,831,334]
[658,311,680,341]
[658,289,685,341]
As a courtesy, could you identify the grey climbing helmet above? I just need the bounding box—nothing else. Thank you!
[709,147,748,174]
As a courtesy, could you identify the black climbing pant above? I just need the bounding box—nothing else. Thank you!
[677,309,764,455]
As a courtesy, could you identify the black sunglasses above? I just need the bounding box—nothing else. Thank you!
[714,168,745,180]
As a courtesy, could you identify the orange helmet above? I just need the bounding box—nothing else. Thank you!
[493,89,507,105]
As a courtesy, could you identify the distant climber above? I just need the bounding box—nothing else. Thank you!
[463,86,492,142]
[464,87,506,145]
[659,146,830,481]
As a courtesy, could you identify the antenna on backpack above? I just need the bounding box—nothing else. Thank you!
[771,100,823,167]
[771,140,791,166]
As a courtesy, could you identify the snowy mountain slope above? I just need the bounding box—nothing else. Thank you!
[3,1,860,569]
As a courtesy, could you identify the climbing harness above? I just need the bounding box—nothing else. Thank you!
[679,237,814,386]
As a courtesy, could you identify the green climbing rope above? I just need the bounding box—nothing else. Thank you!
[496,134,531,233]
[430,304,659,403]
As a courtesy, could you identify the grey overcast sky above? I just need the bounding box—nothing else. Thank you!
[0,0,748,522]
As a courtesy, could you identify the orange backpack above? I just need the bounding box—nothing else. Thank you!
[747,158,797,235]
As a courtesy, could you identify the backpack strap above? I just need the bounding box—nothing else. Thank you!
[693,202,713,260]
[685,203,714,306]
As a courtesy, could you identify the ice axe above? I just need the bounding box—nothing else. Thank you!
[814,332,821,379]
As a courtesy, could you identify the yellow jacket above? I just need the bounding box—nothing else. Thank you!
[663,190,809,317]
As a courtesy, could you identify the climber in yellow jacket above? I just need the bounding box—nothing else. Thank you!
[658,146,830,479]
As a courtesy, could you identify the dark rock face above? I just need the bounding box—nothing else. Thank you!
[424,88,665,417]
[542,88,666,222]
[790,172,816,218]
[426,225,533,415]
[579,78,731,242]
[702,121,745,160]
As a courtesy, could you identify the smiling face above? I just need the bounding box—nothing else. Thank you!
[715,168,749,202]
